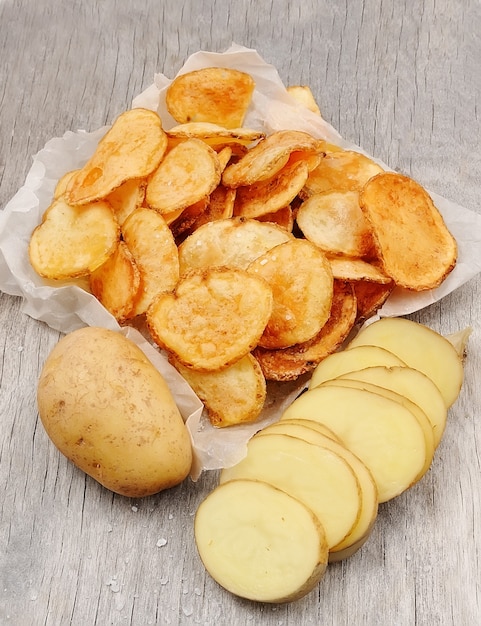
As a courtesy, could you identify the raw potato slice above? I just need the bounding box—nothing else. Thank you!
[178,217,292,274]
[322,378,435,482]
[309,344,406,389]
[296,191,375,258]
[360,172,457,290]
[106,178,146,226]
[220,433,362,549]
[281,384,428,502]
[233,160,309,219]
[122,207,179,316]
[277,418,342,442]
[147,267,273,371]
[89,241,141,323]
[253,279,357,381]
[347,317,464,407]
[254,421,378,560]
[166,68,255,129]
[66,108,167,205]
[146,138,222,214]
[222,130,322,188]
[29,198,119,280]
[248,239,333,349]
[170,353,266,428]
[337,366,447,448]
[287,85,322,115]
[194,479,328,603]
[166,122,264,147]
[302,150,384,196]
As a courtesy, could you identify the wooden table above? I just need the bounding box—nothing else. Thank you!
[1,1,480,624]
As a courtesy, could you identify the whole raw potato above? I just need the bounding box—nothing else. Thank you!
[37,327,193,497]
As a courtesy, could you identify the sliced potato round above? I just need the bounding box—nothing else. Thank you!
[309,344,406,389]
[147,267,273,371]
[281,384,428,502]
[220,433,362,549]
[170,353,266,428]
[178,216,293,274]
[146,138,221,214]
[66,108,167,205]
[277,418,342,442]
[347,317,464,407]
[166,67,255,129]
[106,177,146,226]
[359,172,457,290]
[296,191,375,258]
[247,239,333,349]
[194,479,328,603]
[89,241,141,323]
[166,122,264,147]
[121,207,179,316]
[29,198,119,280]
[337,365,448,448]
[302,150,384,196]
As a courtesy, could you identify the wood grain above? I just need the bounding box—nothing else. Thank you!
[1,1,480,624]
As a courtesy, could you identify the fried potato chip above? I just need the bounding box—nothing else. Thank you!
[170,353,266,428]
[216,146,233,171]
[167,122,264,147]
[222,130,322,188]
[359,172,457,290]
[146,138,221,214]
[233,160,309,219]
[254,280,357,381]
[185,185,236,234]
[256,205,294,232]
[121,207,179,316]
[286,85,322,115]
[66,108,167,205]
[166,67,255,129]
[178,216,293,274]
[29,198,119,280]
[169,199,209,242]
[147,267,273,371]
[89,241,141,322]
[328,257,392,283]
[296,190,375,258]
[105,178,146,226]
[352,279,395,323]
[53,169,80,199]
[247,239,334,349]
[302,150,384,197]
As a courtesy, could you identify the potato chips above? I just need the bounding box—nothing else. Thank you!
[28,66,458,427]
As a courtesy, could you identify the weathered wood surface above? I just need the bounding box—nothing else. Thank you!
[1,1,480,624]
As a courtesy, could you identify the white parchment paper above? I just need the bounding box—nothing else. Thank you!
[1,44,481,478]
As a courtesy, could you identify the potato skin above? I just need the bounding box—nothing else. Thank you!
[37,327,193,497]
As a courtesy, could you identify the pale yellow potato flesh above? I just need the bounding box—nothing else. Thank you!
[321,378,435,482]
[337,365,448,448]
[347,317,464,407]
[309,344,406,389]
[195,479,328,603]
[277,418,342,442]
[281,384,427,503]
[254,422,378,559]
[220,433,361,549]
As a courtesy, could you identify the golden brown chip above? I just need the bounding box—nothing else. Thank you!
[66,108,167,205]
[328,257,392,284]
[254,280,357,381]
[222,130,322,188]
[302,150,384,197]
[247,239,333,349]
[216,146,233,171]
[89,241,141,323]
[185,185,236,234]
[352,279,395,323]
[296,191,375,258]
[53,169,80,200]
[170,353,266,428]
[106,178,146,226]
[177,216,293,274]
[233,160,309,219]
[147,267,273,371]
[359,172,458,290]
[165,67,255,129]
[29,198,119,280]
[286,85,322,115]
[121,207,179,316]
[166,122,264,147]
[170,199,209,243]
[256,206,294,232]
[146,138,221,214]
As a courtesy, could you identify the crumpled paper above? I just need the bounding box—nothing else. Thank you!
[1,43,481,479]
